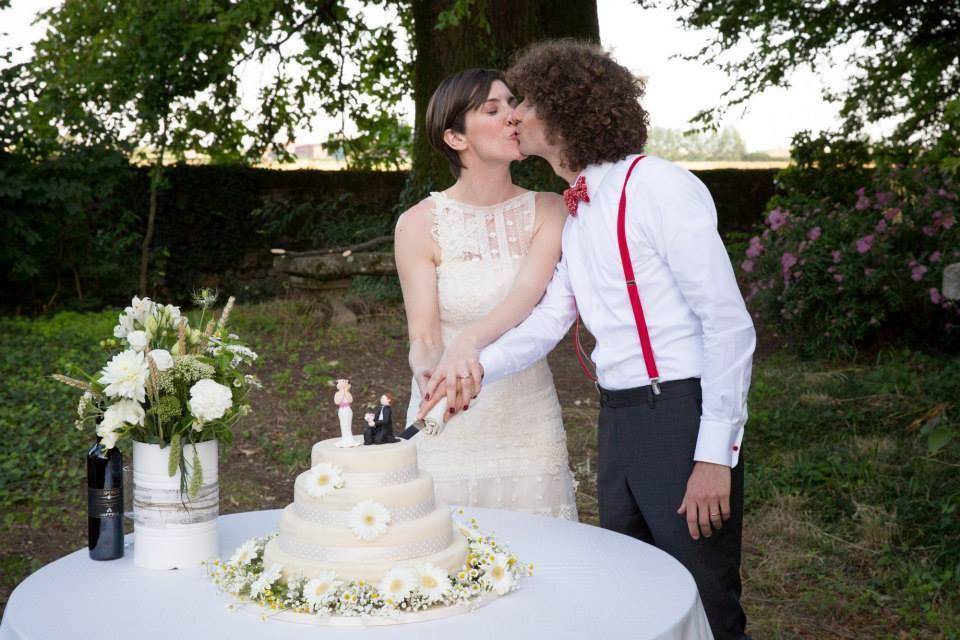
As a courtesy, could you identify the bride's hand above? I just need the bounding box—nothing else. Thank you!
[418,335,483,419]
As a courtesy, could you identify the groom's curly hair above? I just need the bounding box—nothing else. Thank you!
[507,40,649,172]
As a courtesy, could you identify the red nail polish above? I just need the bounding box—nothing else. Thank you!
[464,404,469,411]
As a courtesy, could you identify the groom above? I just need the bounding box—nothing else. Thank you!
[418,40,755,639]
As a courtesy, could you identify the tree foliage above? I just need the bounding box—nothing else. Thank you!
[639,0,960,143]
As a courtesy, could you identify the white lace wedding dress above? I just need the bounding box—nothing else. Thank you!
[403,190,579,521]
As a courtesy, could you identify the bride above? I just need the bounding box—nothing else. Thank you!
[394,68,578,520]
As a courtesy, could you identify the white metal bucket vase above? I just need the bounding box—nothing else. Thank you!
[132,439,219,570]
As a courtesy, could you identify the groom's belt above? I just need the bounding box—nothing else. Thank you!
[597,377,701,408]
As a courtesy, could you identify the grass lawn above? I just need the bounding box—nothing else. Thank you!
[1,297,957,638]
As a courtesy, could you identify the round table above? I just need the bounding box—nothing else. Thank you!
[1,508,712,640]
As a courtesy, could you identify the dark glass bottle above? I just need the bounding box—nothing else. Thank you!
[87,439,124,560]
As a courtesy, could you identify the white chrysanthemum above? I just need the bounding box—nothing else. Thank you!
[99,350,149,402]
[126,330,149,352]
[415,562,452,602]
[188,379,233,423]
[303,463,344,498]
[96,421,121,449]
[102,399,145,428]
[378,566,416,601]
[148,349,174,372]
[249,563,283,598]
[228,539,259,567]
[482,553,514,595]
[349,500,391,541]
[303,571,341,609]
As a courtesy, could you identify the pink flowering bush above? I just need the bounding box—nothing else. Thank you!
[741,164,960,353]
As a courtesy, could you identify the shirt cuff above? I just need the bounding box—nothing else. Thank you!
[478,347,512,386]
[693,418,743,468]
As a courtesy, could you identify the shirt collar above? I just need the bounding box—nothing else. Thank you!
[572,161,617,201]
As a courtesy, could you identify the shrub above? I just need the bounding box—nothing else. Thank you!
[741,161,959,355]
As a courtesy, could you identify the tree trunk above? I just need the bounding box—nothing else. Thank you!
[139,167,160,296]
[405,0,599,208]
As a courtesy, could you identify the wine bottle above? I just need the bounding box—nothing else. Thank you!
[87,439,124,560]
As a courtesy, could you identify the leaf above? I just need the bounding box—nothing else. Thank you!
[927,424,956,455]
[167,433,181,477]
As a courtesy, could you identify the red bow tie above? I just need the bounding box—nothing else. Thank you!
[563,175,589,215]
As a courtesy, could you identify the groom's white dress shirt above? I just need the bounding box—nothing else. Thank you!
[478,155,756,468]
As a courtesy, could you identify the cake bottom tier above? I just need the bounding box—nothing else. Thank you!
[262,528,470,584]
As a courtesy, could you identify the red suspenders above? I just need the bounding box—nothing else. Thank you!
[573,155,662,395]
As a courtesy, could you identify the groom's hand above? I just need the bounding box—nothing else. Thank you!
[677,462,732,540]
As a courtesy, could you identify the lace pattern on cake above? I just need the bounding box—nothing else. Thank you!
[279,529,455,563]
[294,498,435,527]
[341,466,419,488]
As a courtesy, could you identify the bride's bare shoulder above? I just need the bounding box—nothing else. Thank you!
[533,191,568,226]
[395,197,437,234]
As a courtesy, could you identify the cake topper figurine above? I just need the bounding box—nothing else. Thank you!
[363,393,396,445]
[333,379,362,448]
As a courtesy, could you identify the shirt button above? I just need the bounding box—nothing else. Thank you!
[732,445,740,452]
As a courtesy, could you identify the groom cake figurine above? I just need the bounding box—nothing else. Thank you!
[363,394,396,445]
[418,41,756,640]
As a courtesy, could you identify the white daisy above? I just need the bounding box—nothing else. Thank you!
[303,463,344,498]
[228,539,259,567]
[303,571,341,609]
[349,500,391,541]
[415,562,452,602]
[98,350,149,402]
[378,566,417,601]
[482,554,514,595]
[249,563,283,598]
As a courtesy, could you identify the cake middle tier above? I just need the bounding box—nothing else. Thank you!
[294,469,436,520]
[278,501,456,549]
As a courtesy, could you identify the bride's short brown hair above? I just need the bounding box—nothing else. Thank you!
[507,40,649,173]
[426,68,507,178]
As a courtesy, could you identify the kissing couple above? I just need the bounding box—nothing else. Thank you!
[395,39,755,640]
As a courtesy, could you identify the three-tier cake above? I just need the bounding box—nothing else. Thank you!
[262,437,469,583]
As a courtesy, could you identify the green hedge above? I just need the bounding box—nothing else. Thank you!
[1,152,774,313]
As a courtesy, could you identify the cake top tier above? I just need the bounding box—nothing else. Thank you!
[311,437,417,474]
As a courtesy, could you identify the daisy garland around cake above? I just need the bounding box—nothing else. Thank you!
[207,515,530,625]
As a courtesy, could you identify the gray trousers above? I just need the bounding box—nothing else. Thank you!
[597,378,748,640]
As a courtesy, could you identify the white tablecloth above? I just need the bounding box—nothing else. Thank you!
[1,508,712,640]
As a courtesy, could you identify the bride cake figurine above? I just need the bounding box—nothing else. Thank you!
[333,379,361,448]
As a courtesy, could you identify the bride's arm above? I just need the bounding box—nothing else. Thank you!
[423,192,567,412]
[453,192,567,353]
[395,199,444,395]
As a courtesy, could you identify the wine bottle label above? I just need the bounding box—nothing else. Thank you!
[88,487,123,518]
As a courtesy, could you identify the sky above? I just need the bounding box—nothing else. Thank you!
[1,0,865,153]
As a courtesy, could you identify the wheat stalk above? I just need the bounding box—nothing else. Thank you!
[217,296,236,332]
[51,374,99,395]
[177,317,187,354]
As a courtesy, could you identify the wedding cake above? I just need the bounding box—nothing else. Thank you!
[261,437,469,583]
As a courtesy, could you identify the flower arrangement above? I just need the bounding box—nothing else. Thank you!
[55,290,260,490]
[740,163,959,353]
[206,516,531,620]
